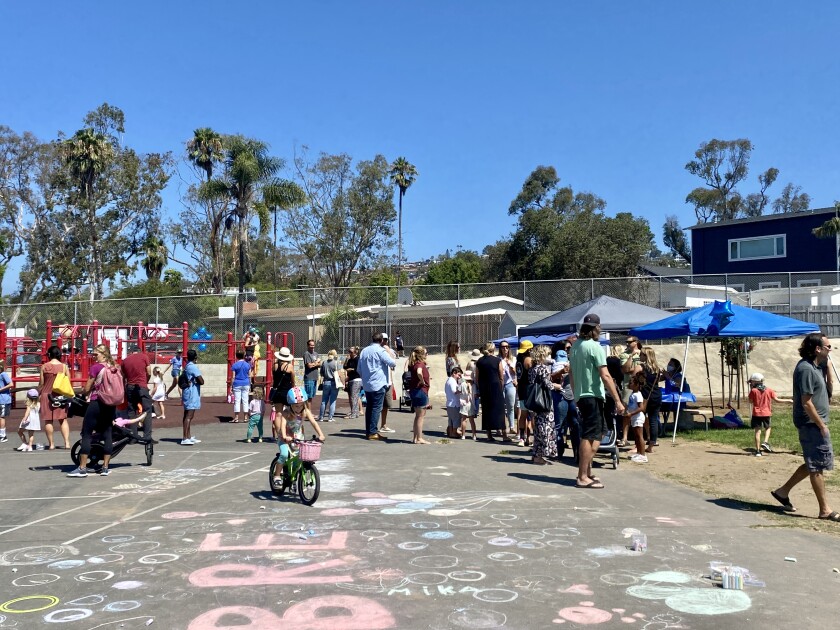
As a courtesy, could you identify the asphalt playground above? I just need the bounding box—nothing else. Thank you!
[0,397,838,629]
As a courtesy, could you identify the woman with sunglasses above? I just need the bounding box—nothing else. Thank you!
[499,342,517,433]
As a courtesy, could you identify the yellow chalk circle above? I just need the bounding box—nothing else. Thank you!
[0,594,60,613]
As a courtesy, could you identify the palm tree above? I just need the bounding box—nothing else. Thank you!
[260,179,307,286]
[61,128,114,300]
[141,235,168,281]
[199,136,284,294]
[388,157,418,301]
[187,128,225,293]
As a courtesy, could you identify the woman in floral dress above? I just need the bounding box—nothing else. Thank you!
[528,345,561,465]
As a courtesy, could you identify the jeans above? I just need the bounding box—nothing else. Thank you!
[347,380,362,417]
[125,384,153,439]
[319,380,339,420]
[303,379,318,402]
[364,387,387,435]
[503,382,517,431]
[553,392,569,447]
[233,385,250,413]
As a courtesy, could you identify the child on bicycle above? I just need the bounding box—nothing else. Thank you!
[278,386,326,465]
[247,386,265,443]
[16,389,42,451]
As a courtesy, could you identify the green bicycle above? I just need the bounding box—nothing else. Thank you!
[269,439,321,506]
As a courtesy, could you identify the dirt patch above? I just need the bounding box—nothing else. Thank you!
[639,439,840,535]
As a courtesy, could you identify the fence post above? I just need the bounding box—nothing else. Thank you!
[788,272,792,316]
[440,318,444,354]
[658,277,662,309]
[724,274,729,300]
[73,301,78,326]
[312,288,317,341]
[385,286,390,338]
[590,278,595,300]
[522,281,526,311]
[457,284,461,346]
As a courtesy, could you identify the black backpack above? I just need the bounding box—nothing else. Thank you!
[178,370,191,389]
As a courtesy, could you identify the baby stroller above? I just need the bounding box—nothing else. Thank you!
[596,410,620,469]
[560,405,619,469]
[398,369,412,410]
[68,396,154,470]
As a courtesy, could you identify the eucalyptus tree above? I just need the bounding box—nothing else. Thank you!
[388,157,418,293]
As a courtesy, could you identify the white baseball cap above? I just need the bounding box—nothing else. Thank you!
[748,372,764,382]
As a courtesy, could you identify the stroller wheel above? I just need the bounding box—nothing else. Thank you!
[70,440,83,466]
[145,440,154,466]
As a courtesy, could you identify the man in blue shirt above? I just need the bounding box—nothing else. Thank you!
[358,333,397,440]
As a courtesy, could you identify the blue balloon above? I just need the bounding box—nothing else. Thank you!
[198,326,207,334]
[191,332,200,340]
[205,332,214,341]
[198,343,208,352]
[708,300,735,335]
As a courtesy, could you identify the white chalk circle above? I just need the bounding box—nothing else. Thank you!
[452,543,483,552]
[410,555,459,569]
[546,540,573,548]
[43,608,92,623]
[628,585,685,600]
[48,560,85,570]
[562,558,600,570]
[126,567,154,575]
[111,580,145,589]
[138,554,179,565]
[1,545,69,566]
[422,531,454,540]
[13,573,60,587]
[162,591,193,601]
[407,572,448,586]
[449,519,481,528]
[87,554,124,564]
[102,535,134,543]
[108,541,159,554]
[490,514,517,521]
[410,522,440,529]
[397,542,429,551]
[472,588,519,603]
[516,541,545,550]
[640,571,693,584]
[360,530,389,540]
[488,537,516,547]
[67,595,106,606]
[513,531,544,540]
[600,573,639,586]
[541,527,580,537]
[428,509,463,517]
[487,552,524,562]
[75,571,114,583]
[472,530,504,539]
[448,608,507,628]
[102,600,142,612]
[448,571,486,582]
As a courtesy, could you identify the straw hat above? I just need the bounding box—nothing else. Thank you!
[470,349,482,359]
[274,347,294,362]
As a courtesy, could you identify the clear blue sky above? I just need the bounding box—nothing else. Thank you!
[2,1,839,293]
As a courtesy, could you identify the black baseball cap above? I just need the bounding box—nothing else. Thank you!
[582,313,601,325]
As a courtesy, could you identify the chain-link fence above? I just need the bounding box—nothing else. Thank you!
[5,270,840,353]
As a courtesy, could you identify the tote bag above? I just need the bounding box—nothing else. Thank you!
[52,370,75,397]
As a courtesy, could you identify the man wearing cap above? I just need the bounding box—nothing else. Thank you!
[379,333,398,434]
[569,313,625,489]
[358,332,397,440]
[122,345,154,442]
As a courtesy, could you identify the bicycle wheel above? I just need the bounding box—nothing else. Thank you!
[145,440,154,466]
[269,455,288,496]
[297,462,320,506]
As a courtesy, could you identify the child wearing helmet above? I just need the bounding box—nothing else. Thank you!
[748,372,792,457]
[278,386,326,465]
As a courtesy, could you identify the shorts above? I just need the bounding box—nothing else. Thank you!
[630,412,645,429]
[0,403,9,417]
[383,385,394,409]
[410,389,428,408]
[303,379,318,401]
[577,397,607,442]
[751,415,771,430]
[446,407,461,428]
[799,424,834,472]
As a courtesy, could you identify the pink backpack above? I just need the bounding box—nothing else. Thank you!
[95,365,125,406]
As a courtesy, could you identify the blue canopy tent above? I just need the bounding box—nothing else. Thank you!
[629,300,820,442]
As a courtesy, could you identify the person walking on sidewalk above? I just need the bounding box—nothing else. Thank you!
[771,333,839,521]
[358,333,396,440]
[180,349,205,446]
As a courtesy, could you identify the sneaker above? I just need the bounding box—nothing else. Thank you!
[67,467,88,477]
[379,426,395,434]
[99,467,110,476]
[366,434,383,441]
[517,439,525,447]
[191,437,201,443]
[761,442,774,453]
[15,443,28,451]
[258,438,263,443]
[755,451,762,457]
[180,438,195,446]
[630,454,648,463]
[0,436,7,443]
[461,435,466,440]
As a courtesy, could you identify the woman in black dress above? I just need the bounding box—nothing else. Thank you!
[476,342,511,442]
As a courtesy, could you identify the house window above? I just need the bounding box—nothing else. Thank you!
[727,284,745,292]
[728,234,786,261]
[758,282,782,290]
[797,279,821,288]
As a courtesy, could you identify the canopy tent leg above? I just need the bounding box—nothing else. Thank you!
[704,339,715,419]
[672,337,691,444]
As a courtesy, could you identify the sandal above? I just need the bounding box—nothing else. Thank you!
[532,457,547,465]
[770,490,796,512]
[819,511,840,522]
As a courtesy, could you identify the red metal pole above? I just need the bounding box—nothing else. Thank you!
[92,320,99,348]
[138,321,145,353]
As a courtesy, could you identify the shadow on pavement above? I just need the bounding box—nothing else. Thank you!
[507,471,580,487]
[707,496,804,518]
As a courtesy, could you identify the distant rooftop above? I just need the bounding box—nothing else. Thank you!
[688,206,835,231]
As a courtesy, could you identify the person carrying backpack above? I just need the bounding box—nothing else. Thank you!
[68,344,122,477]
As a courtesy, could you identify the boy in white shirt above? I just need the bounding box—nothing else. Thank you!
[445,367,463,438]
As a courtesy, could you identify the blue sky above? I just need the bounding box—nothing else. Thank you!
[2,1,839,293]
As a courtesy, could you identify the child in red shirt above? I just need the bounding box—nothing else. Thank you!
[748,372,791,457]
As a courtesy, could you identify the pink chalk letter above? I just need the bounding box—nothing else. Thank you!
[198,531,348,552]
[189,559,352,587]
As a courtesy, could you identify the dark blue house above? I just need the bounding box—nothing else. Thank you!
[689,207,838,276]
